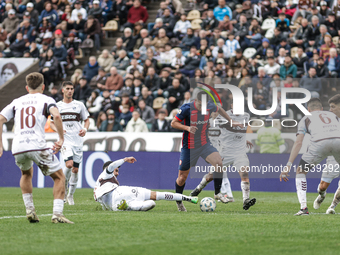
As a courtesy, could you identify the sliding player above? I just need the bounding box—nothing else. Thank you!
[200,107,256,210]
[0,72,73,224]
[313,94,340,214]
[280,98,340,215]
[171,91,241,212]
[94,157,198,211]
[50,81,90,205]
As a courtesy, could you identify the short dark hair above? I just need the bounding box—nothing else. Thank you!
[307,98,322,110]
[196,91,208,101]
[26,72,44,90]
[235,48,242,54]
[328,94,340,105]
[62,81,74,87]
[103,161,113,170]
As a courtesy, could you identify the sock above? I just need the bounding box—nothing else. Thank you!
[53,199,64,215]
[330,182,340,209]
[241,181,250,202]
[296,173,307,209]
[175,181,185,194]
[64,167,72,193]
[68,172,78,196]
[213,172,223,195]
[129,200,156,211]
[221,176,233,198]
[156,192,192,202]
[317,184,326,197]
[23,193,35,213]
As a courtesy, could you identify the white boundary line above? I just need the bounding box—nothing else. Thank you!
[0,213,79,220]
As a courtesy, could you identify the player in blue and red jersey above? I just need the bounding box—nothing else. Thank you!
[171,91,240,211]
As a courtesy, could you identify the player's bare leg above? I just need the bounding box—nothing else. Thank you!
[63,160,73,203]
[295,166,309,216]
[50,169,74,224]
[175,170,190,212]
[239,167,256,210]
[326,180,340,214]
[67,164,79,205]
[20,167,39,223]
[313,181,329,210]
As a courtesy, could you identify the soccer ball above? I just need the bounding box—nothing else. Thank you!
[200,197,216,212]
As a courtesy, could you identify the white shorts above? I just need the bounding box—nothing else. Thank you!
[61,144,83,165]
[302,139,340,167]
[111,186,151,211]
[222,154,250,170]
[321,157,340,183]
[14,149,62,176]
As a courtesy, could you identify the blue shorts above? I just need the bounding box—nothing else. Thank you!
[179,143,218,171]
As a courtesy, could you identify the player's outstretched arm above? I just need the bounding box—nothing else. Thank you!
[106,157,137,173]
[0,115,7,157]
[49,107,64,154]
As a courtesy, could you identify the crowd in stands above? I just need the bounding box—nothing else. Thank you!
[2,0,340,132]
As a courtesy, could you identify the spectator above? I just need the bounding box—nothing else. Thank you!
[167,78,185,113]
[101,89,113,112]
[98,49,114,72]
[2,9,19,36]
[124,0,149,30]
[50,86,63,102]
[74,77,92,104]
[325,48,340,89]
[300,67,322,98]
[86,90,104,118]
[14,18,35,44]
[139,37,156,60]
[212,38,228,58]
[122,27,136,53]
[270,28,283,49]
[4,32,26,58]
[151,28,169,51]
[156,1,172,18]
[213,0,232,22]
[233,14,249,49]
[316,57,329,95]
[291,18,308,48]
[149,18,166,38]
[144,66,159,92]
[275,13,290,37]
[180,46,201,78]
[53,38,68,79]
[173,13,191,39]
[252,67,271,89]
[71,12,86,41]
[84,15,102,54]
[253,81,269,110]
[126,58,143,74]
[125,110,149,132]
[277,48,287,65]
[218,14,233,32]
[96,111,107,130]
[244,18,262,49]
[112,50,130,72]
[324,13,337,38]
[99,109,123,132]
[182,91,191,105]
[83,56,99,83]
[315,24,330,49]
[179,28,197,53]
[225,32,240,59]
[304,15,320,50]
[111,37,125,58]
[280,56,297,79]
[137,99,155,129]
[138,87,153,107]
[109,0,128,24]
[134,28,149,51]
[174,71,190,91]
[253,38,272,60]
[171,48,186,70]
[88,0,102,21]
[105,66,124,94]
[39,49,59,87]
[71,68,83,87]
[291,47,308,78]
[38,2,59,27]
[89,67,107,91]
[151,110,169,132]
[263,57,280,77]
[0,24,7,52]
[70,0,87,21]
[25,2,39,26]
[202,9,219,31]
[24,41,39,58]
[154,69,172,98]
[275,38,291,57]
[319,34,336,59]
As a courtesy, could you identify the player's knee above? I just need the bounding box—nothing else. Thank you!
[65,161,73,169]
[319,181,328,191]
[177,175,187,186]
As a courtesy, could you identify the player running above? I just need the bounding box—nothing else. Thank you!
[50,81,89,205]
[280,98,340,215]
[0,72,73,224]
[313,94,340,214]
[94,157,198,211]
[171,91,241,212]
[201,108,256,210]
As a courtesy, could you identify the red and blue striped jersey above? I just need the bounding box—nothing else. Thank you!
[175,101,218,149]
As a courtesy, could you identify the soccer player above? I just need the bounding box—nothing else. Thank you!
[280,98,340,215]
[204,108,256,210]
[94,157,198,211]
[0,72,73,224]
[313,94,340,214]
[50,81,90,205]
[171,91,241,211]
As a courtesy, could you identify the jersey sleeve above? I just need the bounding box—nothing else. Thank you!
[297,116,308,136]
[208,101,218,113]
[175,103,189,122]
[80,102,90,121]
[0,100,15,121]
[47,97,57,114]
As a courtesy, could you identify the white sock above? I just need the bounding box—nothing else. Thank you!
[129,200,156,211]
[317,184,326,197]
[23,193,35,213]
[330,182,340,209]
[241,181,250,202]
[156,192,192,202]
[197,174,210,190]
[53,199,64,215]
[68,172,78,196]
[64,167,72,193]
[296,174,307,209]
[221,177,233,198]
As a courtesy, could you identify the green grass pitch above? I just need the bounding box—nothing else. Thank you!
[1,188,340,255]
